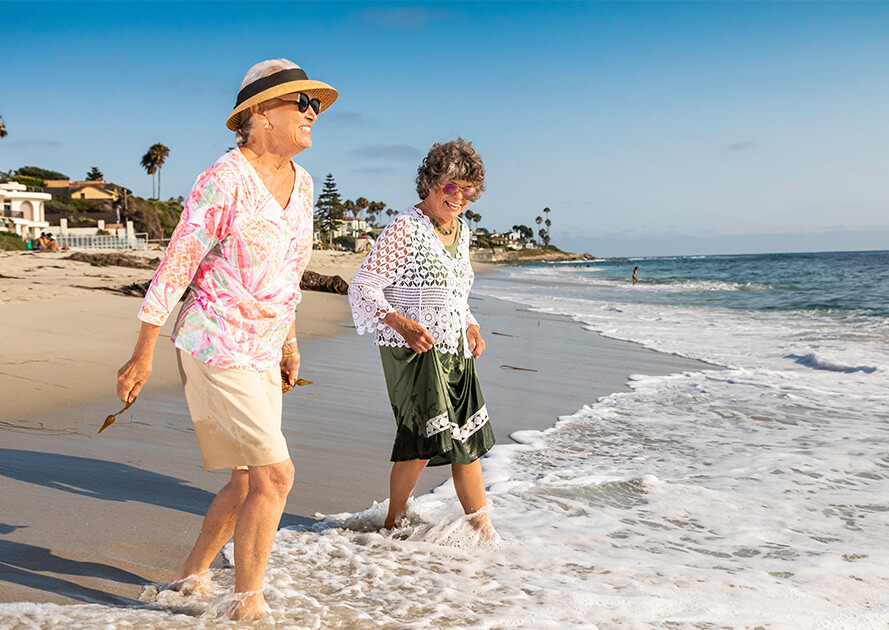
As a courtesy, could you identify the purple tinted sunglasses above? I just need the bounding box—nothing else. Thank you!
[441,182,476,197]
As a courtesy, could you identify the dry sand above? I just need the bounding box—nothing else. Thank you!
[0,249,365,419]
[0,249,709,607]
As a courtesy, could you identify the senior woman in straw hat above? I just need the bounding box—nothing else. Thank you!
[349,138,497,539]
[116,58,336,619]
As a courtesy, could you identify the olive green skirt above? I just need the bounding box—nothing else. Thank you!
[380,345,495,466]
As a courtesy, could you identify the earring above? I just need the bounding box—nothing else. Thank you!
[264,120,273,130]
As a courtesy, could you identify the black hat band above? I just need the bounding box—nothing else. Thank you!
[234,68,310,107]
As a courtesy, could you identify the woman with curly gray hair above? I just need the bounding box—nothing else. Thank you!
[348,138,496,538]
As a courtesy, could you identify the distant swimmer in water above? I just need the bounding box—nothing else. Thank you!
[632,266,639,285]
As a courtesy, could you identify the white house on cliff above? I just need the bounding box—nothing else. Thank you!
[0,181,51,239]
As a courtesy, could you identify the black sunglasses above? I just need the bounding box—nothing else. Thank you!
[288,92,320,115]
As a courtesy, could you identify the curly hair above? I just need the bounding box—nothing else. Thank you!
[415,138,486,201]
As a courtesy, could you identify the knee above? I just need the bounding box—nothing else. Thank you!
[251,460,294,499]
[274,460,295,493]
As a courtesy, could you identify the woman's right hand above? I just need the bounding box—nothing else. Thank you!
[383,312,435,353]
[117,321,162,403]
[117,356,152,403]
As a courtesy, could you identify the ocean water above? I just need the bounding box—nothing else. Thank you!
[3,250,888,629]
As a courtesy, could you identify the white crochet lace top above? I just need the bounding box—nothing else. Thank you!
[348,206,479,357]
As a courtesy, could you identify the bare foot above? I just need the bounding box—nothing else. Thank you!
[169,569,213,595]
[203,590,270,620]
[383,511,406,530]
[231,591,271,621]
[469,509,499,541]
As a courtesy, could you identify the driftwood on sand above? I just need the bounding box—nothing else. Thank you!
[299,270,349,295]
[66,252,160,270]
[96,270,349,298]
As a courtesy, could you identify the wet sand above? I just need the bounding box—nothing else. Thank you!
[0,254,709,606]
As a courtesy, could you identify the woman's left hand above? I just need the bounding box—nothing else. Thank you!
[280,350,301,386]
[466,325,485,359]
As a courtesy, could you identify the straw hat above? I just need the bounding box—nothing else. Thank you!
[225,67,338,131]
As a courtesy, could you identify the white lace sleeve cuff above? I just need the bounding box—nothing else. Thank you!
[348,268,396,335]
[466,306,479,329]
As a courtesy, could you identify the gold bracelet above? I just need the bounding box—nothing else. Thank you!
[282,351,298,358]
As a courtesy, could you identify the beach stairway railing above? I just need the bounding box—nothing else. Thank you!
[57,234,148,250]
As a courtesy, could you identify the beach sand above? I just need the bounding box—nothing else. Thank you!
[0,250,708,606]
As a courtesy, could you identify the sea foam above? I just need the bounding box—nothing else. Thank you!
[3,258,889,628]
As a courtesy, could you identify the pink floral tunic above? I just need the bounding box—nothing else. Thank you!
[139,149,314,371]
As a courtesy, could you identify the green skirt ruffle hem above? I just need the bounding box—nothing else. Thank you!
[379,345,495,466]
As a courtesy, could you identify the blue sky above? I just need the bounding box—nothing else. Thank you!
[2,1,887,256]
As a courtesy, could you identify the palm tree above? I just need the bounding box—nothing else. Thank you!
[140,151,157,198]
[367,201,387,227]
[150,143,170,199]
[354,197,369,220]
[543,207,551,248]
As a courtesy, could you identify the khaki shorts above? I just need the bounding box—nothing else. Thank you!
[177,349,290,471]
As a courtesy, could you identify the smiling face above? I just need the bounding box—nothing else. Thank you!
[259,93,317,155]
[422,178,476,225]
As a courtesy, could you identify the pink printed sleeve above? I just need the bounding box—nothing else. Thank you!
[138,170,232,325]
[290,175,314,304]
[347,216,414,335]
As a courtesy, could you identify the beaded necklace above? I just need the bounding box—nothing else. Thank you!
[417,204,455,235]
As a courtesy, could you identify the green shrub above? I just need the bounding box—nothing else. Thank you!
[333,235,356,250]
[16,166,68,180]
[146,198,184,237]
[0,231,27,251]
[9,176,45,188]
[45,197,105,214]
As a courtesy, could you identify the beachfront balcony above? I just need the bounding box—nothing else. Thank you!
[0,181,52,239]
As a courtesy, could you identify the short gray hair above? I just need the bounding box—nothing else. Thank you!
[416,138,486,201]
[235,58,301,147]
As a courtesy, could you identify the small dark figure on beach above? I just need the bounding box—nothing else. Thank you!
[349,139,497,539]
[633,266,639,285]
[116,58,337,620]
